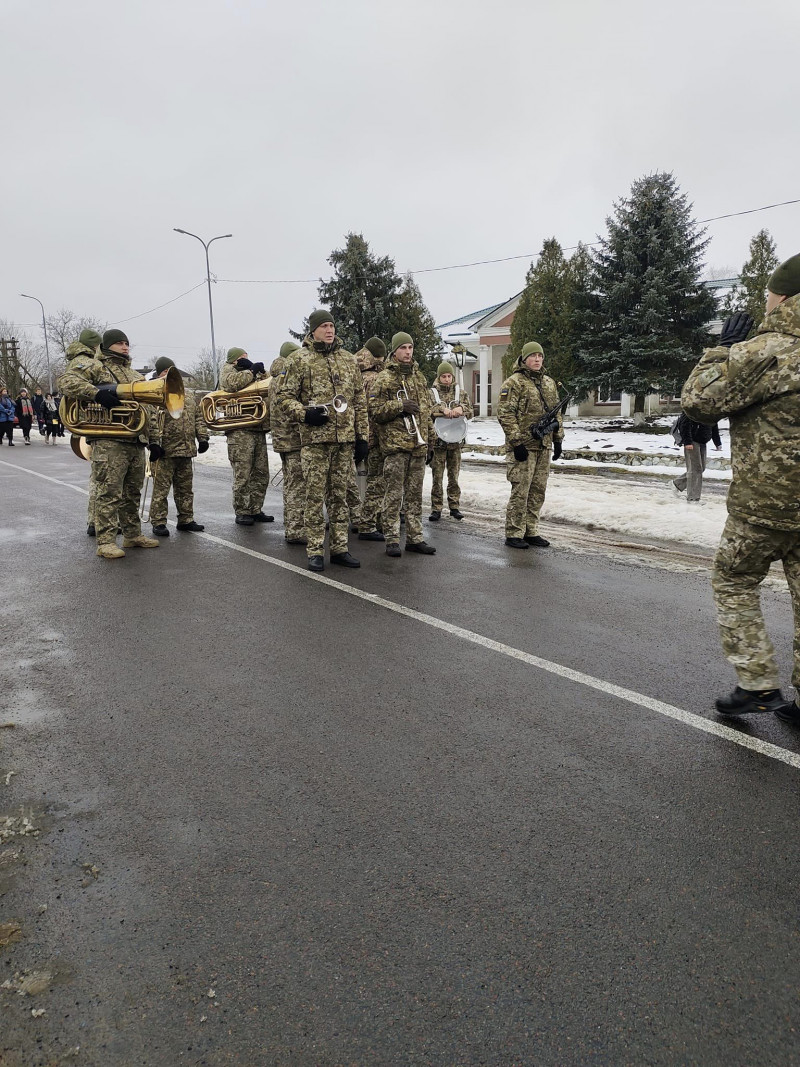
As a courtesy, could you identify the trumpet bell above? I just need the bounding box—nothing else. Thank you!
[331,394,348,414]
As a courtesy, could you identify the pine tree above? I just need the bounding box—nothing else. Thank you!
[572,173,716,412]
[316,233,402,352]
[721,228,779,328]
[390,273,444,382]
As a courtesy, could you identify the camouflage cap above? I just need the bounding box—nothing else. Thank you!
[365,336,387,361]
[79,328,102,350]
[767,254,800,297]
[279,341,300,359]
[308,309,334,332]
[226,347,247,363]
[154,356,175,374]
[391,331,413,353]
[102,328,129,350]
[521,342,544,359]
[437,362,455,377]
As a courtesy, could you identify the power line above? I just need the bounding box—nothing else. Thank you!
[114,280,206,323]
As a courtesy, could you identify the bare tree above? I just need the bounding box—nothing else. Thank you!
[188,345,226,390]
[0,320,56,391]
[45,307,107,355]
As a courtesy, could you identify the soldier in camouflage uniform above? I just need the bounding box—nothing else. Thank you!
[148,357,209,536]
[58,328,163,559]
[355,337,387,542]
[277,310,369,572]
[220,347,273,527]
[497,342,564,550]
[369,332,436,557]
[429,360,474,521]
[682,253,800,721]
[63,328,103,536]
[269,342,306,544]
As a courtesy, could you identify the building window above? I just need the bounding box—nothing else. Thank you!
[474,372,492,415]
[596,386,621,405]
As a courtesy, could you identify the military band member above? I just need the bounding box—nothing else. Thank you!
[149,357,208,536]
[269,341,306,545]
[497,341,563,550]
[58,328,163,559]
[356,336,387,542]
[62,328,103,535]
[220,347,273,527]
[429,360,474,522]
[682,254,800,722]
[277,309,369,572]
[369,332,435,557]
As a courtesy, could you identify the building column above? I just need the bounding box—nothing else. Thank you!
[620,392,633,417]
[478,344,490,417]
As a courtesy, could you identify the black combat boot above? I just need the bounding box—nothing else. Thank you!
[775,699,800,725]
[252,512,274,523]
[505,537,530,549]
[330,552,361,568]
[152,524,170,537]
[358,530,385,541]
[86,524,96,537]
[308,555,324,572]
[176,521,205,532]
[429,510,442,522]
[405,541,436,554]
[235,514,254,526]
[386,543,402,558]
[525,534,550,547]
[449,508,464,520]
[715,686,785,716]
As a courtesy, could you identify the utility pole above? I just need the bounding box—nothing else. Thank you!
[0,338,21,396]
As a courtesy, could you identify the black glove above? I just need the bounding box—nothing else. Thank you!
[354,439,369,463]
[197,440,210,454]
[718,312,754,348]
[426,447,435,466]
[552,440,562,461]
[251,362,265,375]
[304,406,329,426]
[235,357,254,371]
[94,384,118,410]
[149,444,165,461]
[401,398,420,415]
[513,443,529,462]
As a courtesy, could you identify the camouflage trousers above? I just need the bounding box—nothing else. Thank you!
[302,442,353,557]
[505,448,551,538]
[87,466,96,524]
[91,439,145,546]
[383,449,426,545]
[712,515,800,691]
[280,450,305,541]
[430,446,462,510]
[149,456,195,525]
[346,460,362,521]
[226,430,269,517]
[359,446,385,533]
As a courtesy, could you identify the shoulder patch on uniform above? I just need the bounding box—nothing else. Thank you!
[499,388,509,399]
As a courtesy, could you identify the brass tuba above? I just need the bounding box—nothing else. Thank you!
[199,376,272,431]
[60,368,185,439]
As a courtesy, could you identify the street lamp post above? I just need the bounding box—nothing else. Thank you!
[449,342,467,392]
[20,293,52,393]
[174,229,232,380]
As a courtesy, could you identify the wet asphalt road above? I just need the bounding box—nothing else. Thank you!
[1,439,800,1067]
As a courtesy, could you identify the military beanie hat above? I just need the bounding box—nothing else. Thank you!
[365,336,387,360]
[437,361,455,377]
[154,356,175,374]
[767,253,800,298]
[308,309,334,332]
[79,328,102,351]
[391,331,414,353]
[521,341,544,358]
[226,347,247,363]
[102,328,129,350]
[279,341,300,359]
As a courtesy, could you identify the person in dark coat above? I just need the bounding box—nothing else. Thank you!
[673,413,722,502]
[41,393,61,444]
[15,389,35,444]
[0,388,16,445]
[32,387,45,434]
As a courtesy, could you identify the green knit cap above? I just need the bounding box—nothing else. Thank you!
[365,336,387,360]
[154,356,175,374]
[227,347,247,363]
[521,341,544,359]
[437,362,455,377]
[308,309,334,332]
[391,331,413,353]
[767,254,800,298]
[102,328,129,351]
[279,341,300,359]
[79,328,102,351]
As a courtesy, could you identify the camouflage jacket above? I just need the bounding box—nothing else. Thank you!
[681,294,800,531]
[277,336,368,446]
[219,360,270,435]
[269,355,301,452]
[161,388,207,458]
[430,376,474,450]
[58,350,161,446]
[355,346,385,448]
[64,340,98,363]
[497,356,563,452]
[369,358,432,455]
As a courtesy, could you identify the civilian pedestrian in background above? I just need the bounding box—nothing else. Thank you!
[42,393,61,444]
[673,413,722,503]
[15,389,34,444]
[0,388,16,445]
[32,387,45,434]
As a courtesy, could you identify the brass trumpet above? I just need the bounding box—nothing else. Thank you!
[60,367,185,439]
[308,394,348,416]
[396,383,426,446]
[199,376,272,431]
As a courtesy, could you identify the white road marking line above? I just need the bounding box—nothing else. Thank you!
[5,457,800,771]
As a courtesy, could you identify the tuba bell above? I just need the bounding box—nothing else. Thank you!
[60,367,185,439]
[199,376,272,431]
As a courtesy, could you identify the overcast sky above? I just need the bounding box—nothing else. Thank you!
[3,0,799,365]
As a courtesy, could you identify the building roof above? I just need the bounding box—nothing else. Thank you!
[437,303,505,331]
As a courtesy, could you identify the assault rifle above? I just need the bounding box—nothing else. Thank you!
[531,391,572,440]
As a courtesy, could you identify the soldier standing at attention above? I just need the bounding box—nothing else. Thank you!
[429,360,473,522]
[62,328,103,536]
[220,347,273,528]
[58,329,163,559]
[149,357,208,536]
[269,341,306,545]
[497,341,563,550]
[278,310,369,572]
[369,332,436,558]
[356,336,388,542]
[682,254,800,722]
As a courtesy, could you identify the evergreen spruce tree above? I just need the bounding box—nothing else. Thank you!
[316,233,402,352]
[572,173,716,413]
[721,228,779,328]
[391,273,445,382]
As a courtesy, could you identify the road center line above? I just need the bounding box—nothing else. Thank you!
[5,456,800,772]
